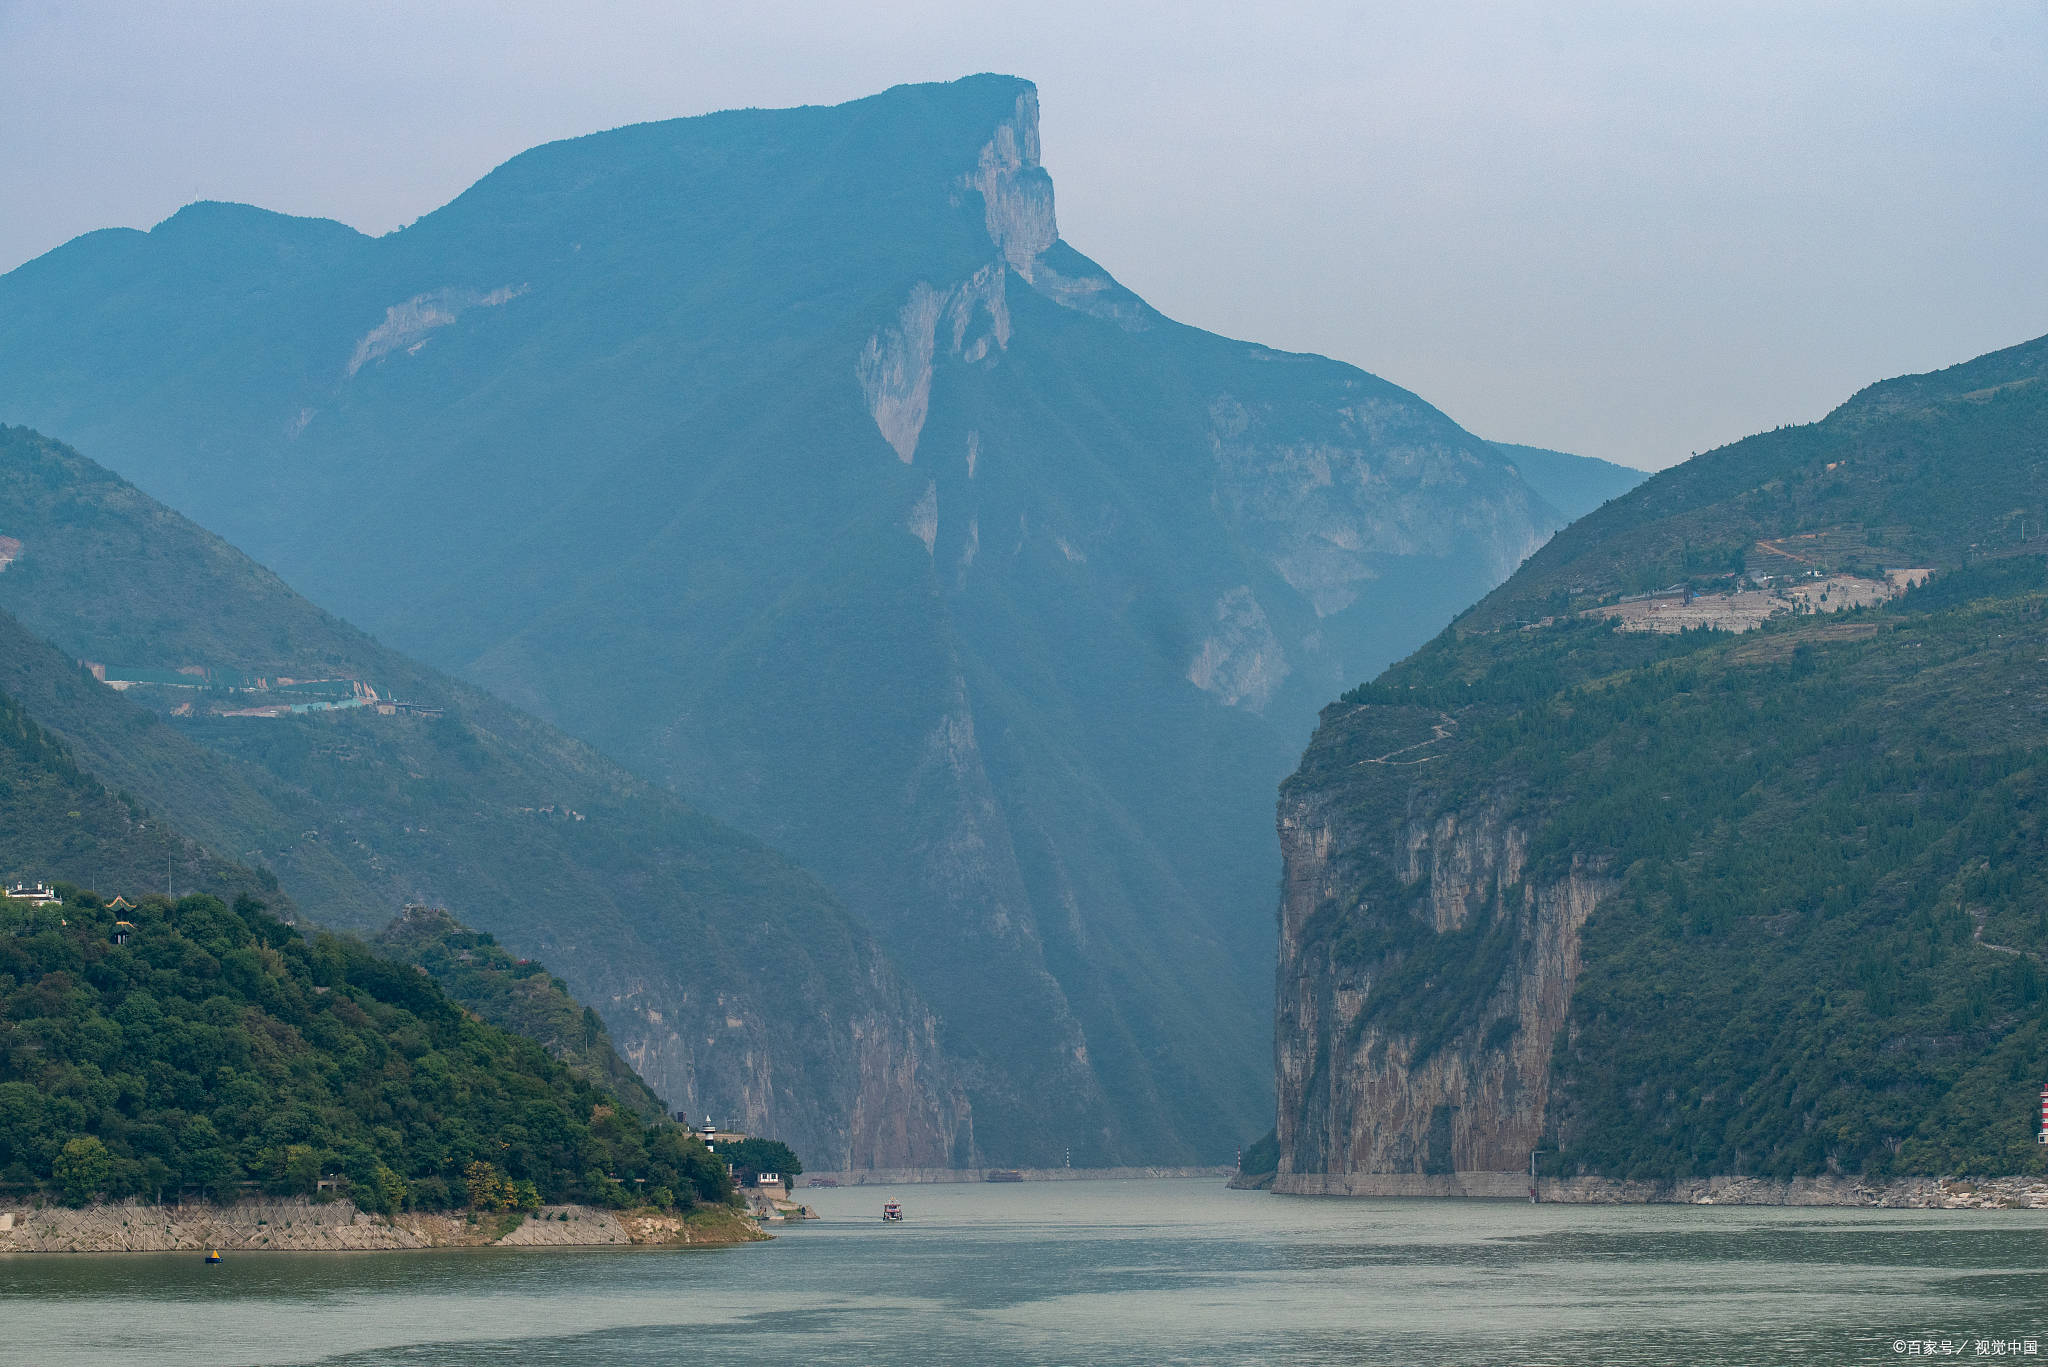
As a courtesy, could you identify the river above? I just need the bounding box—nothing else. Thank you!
[3,1179,2044,1365]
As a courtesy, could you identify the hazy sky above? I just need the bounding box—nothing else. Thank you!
[3,1,2043,469]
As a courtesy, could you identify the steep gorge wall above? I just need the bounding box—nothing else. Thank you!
[602,950,972,1172]
[1274,744,1614,1187]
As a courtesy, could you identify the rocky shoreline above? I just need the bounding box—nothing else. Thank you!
[1269,1171,2048,1208]
[0,1197,767,1253]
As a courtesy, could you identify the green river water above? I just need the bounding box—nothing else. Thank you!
[3,1179,2045,1365]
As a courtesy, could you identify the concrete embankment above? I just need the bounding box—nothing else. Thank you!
[1272,1171,2048,1208]
[800,1166,1232,1186]
[0,1198,766,1253]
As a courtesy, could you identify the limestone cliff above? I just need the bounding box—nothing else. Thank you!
[1273,700,1614,1186]
[605,936,974,1171]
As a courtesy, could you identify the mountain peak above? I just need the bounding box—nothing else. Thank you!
[962,84,1056,277]
[150,200,365,252]
[1831,330,2048,426]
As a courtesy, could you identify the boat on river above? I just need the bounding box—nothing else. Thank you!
[882,1201,903,1222]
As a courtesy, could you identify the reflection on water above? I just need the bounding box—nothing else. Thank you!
[4,1180,2046,1365]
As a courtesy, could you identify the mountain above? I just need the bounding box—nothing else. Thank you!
[375,904,668,1123]
[0,426,963,1170]
[0,893,730,1213]
[0,681,279,911]
[0,75,1570,1163]
[1274,333,2048,1187]
[1486,442,1646,523]
[0,700,730,1210]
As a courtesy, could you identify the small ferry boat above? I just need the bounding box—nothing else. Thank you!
[205,1249,222,1264]
[984,1169,1023,1183]
[881,1201,903,1222]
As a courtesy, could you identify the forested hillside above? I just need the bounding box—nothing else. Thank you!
[376,904,667,1121]
[1276,333,2048,1184]
[0,427,965,1169]
[0,888,730,1209]
[0,681,280,909]
[0,698,727,1209]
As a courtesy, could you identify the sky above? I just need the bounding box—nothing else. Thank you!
[2,1,2043,470]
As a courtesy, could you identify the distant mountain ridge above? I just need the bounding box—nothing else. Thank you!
[1486,442,1646,523]
[0,75,1619,1162]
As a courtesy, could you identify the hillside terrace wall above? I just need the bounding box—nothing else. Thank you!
[0,1197,763,1252]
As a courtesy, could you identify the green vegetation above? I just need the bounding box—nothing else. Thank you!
[1,660,725,1210]
[718,1136,802,1185]
[1456,336,2048,633]
[0,427,957,1171]
[0,676,280,909]
[1238,1128,1278,1177]
[0,885,732,1209]
[1287,333,2048,1180]
[375,905,667,1120]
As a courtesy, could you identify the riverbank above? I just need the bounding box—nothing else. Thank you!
[800,1165,1230,1186]
[0,1198,766,1253]
[1272,1171,2048,1208]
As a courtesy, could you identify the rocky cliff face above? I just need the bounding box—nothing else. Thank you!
[605,942,971,1169]
[1273,702,1614,1184]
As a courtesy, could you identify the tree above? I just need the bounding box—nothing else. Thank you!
[464,1160,514,1211]
[138,1155,174,1204]
[1238,1128,1279,1177]
[54,1136,111,1205]
[282,1145,323,1196]
[375,1163,410,1213]
[582,1168,630,1209]
[719,1137,802,1185]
